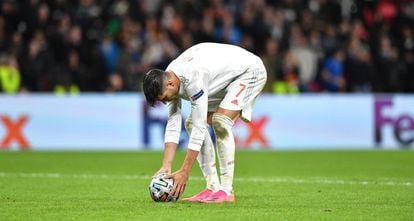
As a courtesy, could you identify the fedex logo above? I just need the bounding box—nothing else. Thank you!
[0,115,30,150]
[374,97,414,147]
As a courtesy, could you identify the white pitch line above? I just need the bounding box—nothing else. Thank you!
[0,172,412,187]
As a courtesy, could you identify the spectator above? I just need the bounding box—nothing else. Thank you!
[377,35,406,92]
[289,25,318,92]
[276,50,300,94]
[345,36,374,92]
[18,29,53,91]
[116,18,143,91]
[99,31,120,75]
[321,49,346,92]
[213,8,242,45]
[261,38,282,93]
[0,52,20,94]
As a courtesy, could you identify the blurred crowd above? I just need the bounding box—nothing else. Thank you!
[0,0,413,94]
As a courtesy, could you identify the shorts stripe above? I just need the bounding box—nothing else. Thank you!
[242,69,258,106]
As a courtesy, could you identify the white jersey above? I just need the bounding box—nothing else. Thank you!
[164,43,264,151]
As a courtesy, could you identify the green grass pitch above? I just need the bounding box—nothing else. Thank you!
[1,150,413,221]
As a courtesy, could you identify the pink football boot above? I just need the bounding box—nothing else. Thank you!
[201,190,235,203]
[182,189,213,202]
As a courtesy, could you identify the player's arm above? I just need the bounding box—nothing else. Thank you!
[156,142,177,176]
[169,148,199,198]
[169,73,208,199]
[155,99,182,176]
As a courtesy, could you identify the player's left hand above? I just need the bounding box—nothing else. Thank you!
[166,169,189,199]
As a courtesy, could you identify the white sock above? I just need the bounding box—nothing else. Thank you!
[185,117,220,191]
[212,113,235,195]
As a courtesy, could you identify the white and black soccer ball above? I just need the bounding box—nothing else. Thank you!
[148,173,177,202]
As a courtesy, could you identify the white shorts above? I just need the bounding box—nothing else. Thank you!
[208,60,267,122]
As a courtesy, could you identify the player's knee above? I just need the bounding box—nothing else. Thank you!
[185,116,192,134]
[207,112,213,125]
[212,113,234,140]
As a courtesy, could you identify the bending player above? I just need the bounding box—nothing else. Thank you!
[142,42,267,203]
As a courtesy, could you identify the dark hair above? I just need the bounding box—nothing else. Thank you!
[142,69,167,106]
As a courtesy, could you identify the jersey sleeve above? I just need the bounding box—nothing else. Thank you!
[164,99,182,144]
[185,71,209,151]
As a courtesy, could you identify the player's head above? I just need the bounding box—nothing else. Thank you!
[143,69,179,106]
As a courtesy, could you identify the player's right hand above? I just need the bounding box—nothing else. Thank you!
[153,167,171,178]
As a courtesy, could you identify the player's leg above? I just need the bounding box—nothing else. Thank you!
[182,114,220,202]
[202,109,238,203]
[202,61,267,203]
[187,114,220,191]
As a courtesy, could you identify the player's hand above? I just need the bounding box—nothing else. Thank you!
[166,169,189,199]
[153,166,171,178]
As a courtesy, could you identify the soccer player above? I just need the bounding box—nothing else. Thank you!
[142,42,267,203]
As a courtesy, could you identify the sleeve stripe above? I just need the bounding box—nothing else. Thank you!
[190,89,204,101]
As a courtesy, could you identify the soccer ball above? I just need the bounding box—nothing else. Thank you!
[148,173,177,202]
